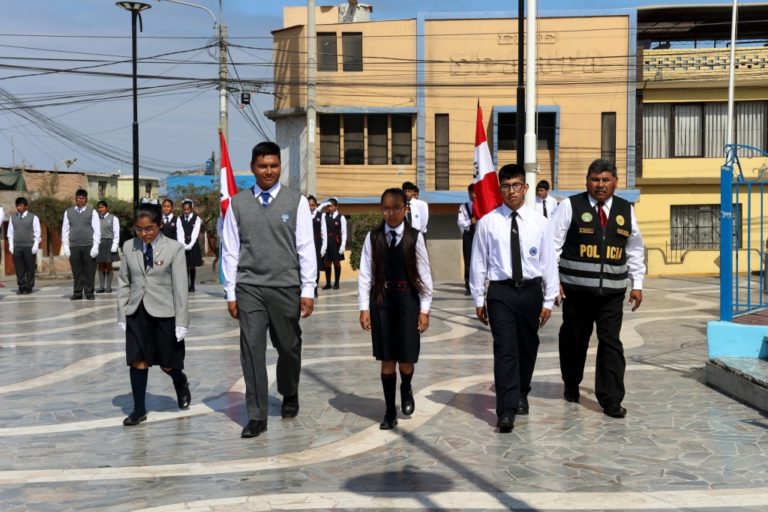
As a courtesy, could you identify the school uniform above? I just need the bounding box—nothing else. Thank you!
[312,210,323,280]
[97,212,121,263]
[181,213,203,267]
[221,183,317,427]
[457,200,475,294]
[117,233,190,425]
[161,214,184,242]
[358,223,433,362]
[535,195,558,219]
[8,211,41,294]
[470,203,558,421]
[406,198,429,233]
[62,205,101,299]
[321,211,347,262]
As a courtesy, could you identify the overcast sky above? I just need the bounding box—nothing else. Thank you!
[0,0,746,177]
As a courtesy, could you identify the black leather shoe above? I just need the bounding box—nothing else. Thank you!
[86,295,95,300]
[497,411,515,433]
[95,288,106,294]
[241,420,267,438]
[70,294,83,301]
[281,394,299,419]
[332,283,340,290]
[564,386,580,403]
[106,288,113,293]
[123,411,147,426]
[517,394,529,415]
[401,387,415,416]
[175,380,191,409]
[379,415,398,430]
[321,284,332,290]
[603,401,627,418]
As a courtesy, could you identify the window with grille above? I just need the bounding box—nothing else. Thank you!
[317,33,338,71]
[670,204,741,250]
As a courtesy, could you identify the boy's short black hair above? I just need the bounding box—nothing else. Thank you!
[401,181,417,192]
[467,183,474,192]
[498,163,526,182]
[307,195,317,202]
[97,200,108,208]
[15,196,28,206]
[536,180,550,190]
[75,188,88,198]
[251,141,281,164]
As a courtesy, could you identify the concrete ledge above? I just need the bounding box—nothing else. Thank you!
[707,320,768,358]
[705,358,768,412]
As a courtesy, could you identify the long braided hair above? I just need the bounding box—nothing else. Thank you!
[370,188,426,305]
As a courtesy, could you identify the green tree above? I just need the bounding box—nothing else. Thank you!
[29,173,70,276]
[348,212,382,271]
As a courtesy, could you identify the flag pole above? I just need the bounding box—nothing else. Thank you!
[523,0,538,206]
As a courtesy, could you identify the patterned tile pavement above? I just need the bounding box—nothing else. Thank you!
[0,276,767,511]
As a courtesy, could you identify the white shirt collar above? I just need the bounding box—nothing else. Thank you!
[17,211,27,218]
[588,195,614,209]
[384,222,405,237]
[254,182,281,198]
[143,238,159,251]
[500,202,526,220]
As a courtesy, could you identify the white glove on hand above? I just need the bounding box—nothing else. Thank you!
[339,249,344,256]
[8,245,13,255]
[62,245,71,257]
[89,245,99,258]
[320,250,326,257]
[118,322,126,332]
[175,326,188,342]
[185,245,192,251]
[31,245,38,255]
[111,242,119,253]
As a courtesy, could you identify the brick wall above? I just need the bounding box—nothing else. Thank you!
[23,171,86,201]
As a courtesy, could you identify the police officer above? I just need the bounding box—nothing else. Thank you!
[550,159,645,419]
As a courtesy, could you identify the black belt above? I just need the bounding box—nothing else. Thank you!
[492,277,542,288]
[384,280,411,291]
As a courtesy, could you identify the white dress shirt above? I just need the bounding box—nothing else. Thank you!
[164,215,185,243]
[61,207,101,248]
[7,211,42,254]
[549,194,645,290]
[470,203,559,309]
[408,198,429,233]
[457,201,474,233]
[358,222,433,313]
[535,195,558,219]
[221,182,317,301]
[182,215,202,250]
[102,214,121,253]
[320,211,348,255]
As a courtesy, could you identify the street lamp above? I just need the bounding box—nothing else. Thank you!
[116,1,151,217]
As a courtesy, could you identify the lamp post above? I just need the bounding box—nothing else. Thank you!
[116,1,151,216]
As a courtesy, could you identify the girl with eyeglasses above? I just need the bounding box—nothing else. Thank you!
[116,204,191,426]
[358,188,433,430]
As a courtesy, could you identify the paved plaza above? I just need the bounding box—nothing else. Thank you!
[0,275,767,511]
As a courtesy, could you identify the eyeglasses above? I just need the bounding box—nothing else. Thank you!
[381,206,404,215]
[134,225,158,234]
[499,182,525,193]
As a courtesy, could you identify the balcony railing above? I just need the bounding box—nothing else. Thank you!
[643,47,768,82]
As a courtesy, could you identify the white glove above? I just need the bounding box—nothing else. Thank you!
[175,326,188,342]
[8,245,13,255]
[62,245,70,257]
[90,245,99,258]
[320,250,326,257]
[339,249,344,256]
[110,241,119,253]
[118,322,126,332]
[185,244,192,251]
[31,244,38,255]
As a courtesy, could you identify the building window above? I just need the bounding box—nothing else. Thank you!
[343,114,364,164]
[319,114,340,165]
[342,32,363,72]
[644,101,768,159]
[317,32,337,72]
[670,204,741,250]
[367,115,388,165]
[318,113,414,166]
[435,114,450,190]
[497,112,556,151]
[601,112,616,164]
[391,115,412,165]
[98,180,107,199]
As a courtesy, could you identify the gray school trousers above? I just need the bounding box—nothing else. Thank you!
[236,283,302,421]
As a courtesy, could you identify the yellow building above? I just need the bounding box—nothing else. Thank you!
[636,4,768,276]
[270,3,768,279]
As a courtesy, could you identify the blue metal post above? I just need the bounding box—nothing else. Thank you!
[721,164,734,321]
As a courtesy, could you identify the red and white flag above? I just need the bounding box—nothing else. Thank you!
[473,102,502,220]
[219,130,237,219]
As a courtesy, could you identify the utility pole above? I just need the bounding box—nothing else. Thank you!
[516,0,525,166]
[523,0,538,206]
[306,0,317,196]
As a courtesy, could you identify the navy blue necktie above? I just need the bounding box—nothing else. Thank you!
[144,244,153,271]
[260,192,271,208]
[389,231,397,249]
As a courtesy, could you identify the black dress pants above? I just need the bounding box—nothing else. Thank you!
[462,230,474,290]
[70,245,96,296]
[558,287,626,407]
[12,246,35,292]
[486,280,543,417]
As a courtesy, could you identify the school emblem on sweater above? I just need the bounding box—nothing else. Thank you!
[529,247,538,256]
[616,215,625,226]
[281,212,290,224]
[581,212,593,223]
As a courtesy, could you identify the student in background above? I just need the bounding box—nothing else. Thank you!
[402,182,429,234]
[359,188,432,430]
[7,197,41,295]
[320,198,347,290]
[95,201,121,294]
[62,189,100,300]
[160,199,184,242]
[116,203,190,427]
[0,205,4,288]
[535,180,558,220]
[457,183,477,296]
[180,199,203,293]
[308,195,323,297]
